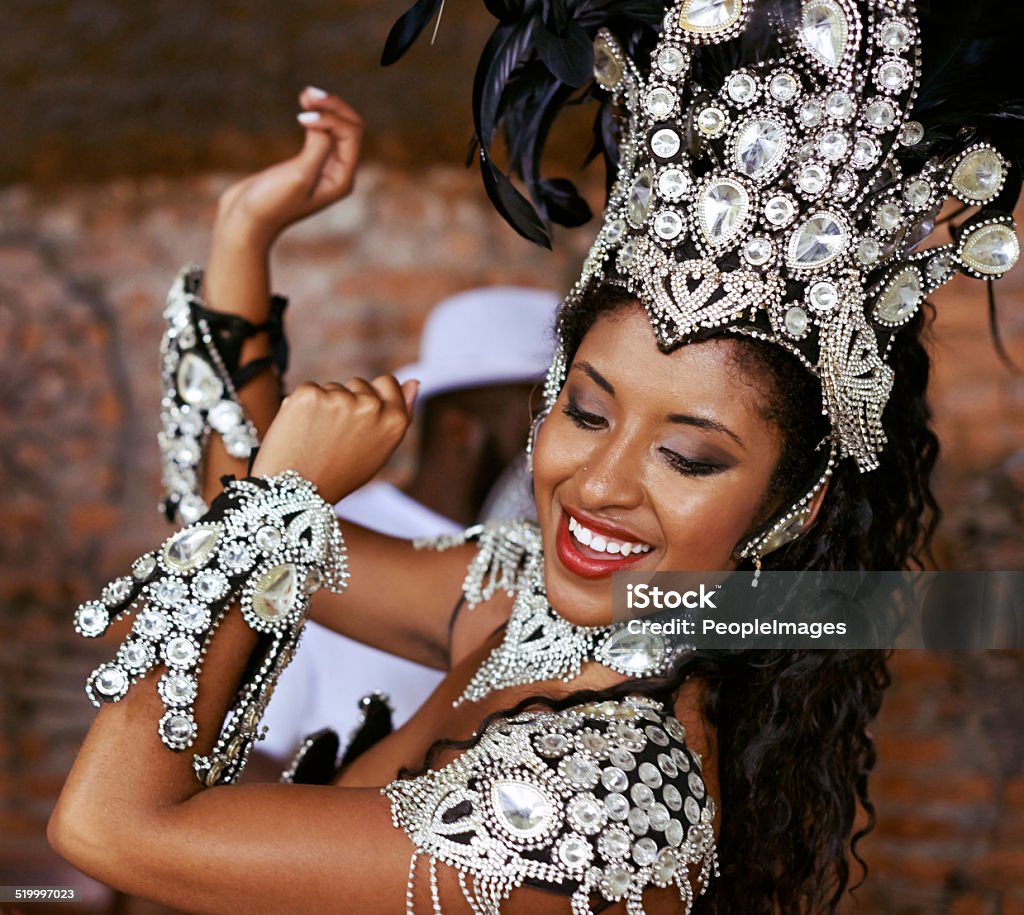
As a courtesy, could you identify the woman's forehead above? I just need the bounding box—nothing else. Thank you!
[575,305,769,409]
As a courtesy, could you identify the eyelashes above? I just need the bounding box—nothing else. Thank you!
[562,400,724,478]
[658,448,722,478]
[562,402,605,430]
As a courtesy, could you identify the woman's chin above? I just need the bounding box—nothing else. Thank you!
[544,564,615,628]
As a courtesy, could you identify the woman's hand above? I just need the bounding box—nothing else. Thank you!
[215,87,364,249]
[251,375,419,504]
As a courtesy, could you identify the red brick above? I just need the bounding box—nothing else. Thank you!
[968,850,1024,892]
[875,734,952,768]
[950,895,997,915]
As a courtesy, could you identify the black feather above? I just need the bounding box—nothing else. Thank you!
[480,150,553,247]
[484,0,527,22]
[381,0,446,66]
[914,0,1024,176]
[384,0,671,243]
[535,19,593,86]
[538,177,594,225]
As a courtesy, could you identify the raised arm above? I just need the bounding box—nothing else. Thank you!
[154,91,484,667]
[199,88,365,501]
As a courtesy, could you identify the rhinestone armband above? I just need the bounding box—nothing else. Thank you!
[159,266,285,524]
[384,695,718,914]
[76,471,348,785]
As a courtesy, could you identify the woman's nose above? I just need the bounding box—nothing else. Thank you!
[575,435,644,510]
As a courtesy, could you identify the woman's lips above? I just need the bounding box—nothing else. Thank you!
[554,510,653,580]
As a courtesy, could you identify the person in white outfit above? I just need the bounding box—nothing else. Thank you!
[257,286,559,761]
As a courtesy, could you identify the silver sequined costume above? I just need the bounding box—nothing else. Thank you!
[384,694,718,914]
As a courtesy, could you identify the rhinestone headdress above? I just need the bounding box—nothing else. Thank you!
[539,0,1019,474]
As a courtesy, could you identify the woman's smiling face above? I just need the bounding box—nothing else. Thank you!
[533,303,785,626]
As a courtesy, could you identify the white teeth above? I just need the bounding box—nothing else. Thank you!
[567,515,652,558]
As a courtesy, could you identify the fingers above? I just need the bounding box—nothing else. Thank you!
[299,87,364,126]
[314,375,414,416]
[295,96,363,199]
[400,379,420,415]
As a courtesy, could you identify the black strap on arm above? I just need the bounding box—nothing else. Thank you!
[191,293,290,391]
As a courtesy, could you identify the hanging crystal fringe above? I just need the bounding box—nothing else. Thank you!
[414,521,543,608]
[417,521,687,705]
[159,266,262,524]
[77,472,348,785]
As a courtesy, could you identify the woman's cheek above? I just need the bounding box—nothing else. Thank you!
[655,478,752,567]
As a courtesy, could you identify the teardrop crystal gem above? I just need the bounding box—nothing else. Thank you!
[602,628,667,674]
[252,563,299,623]
[593,34,623,90]
[874,267,923,324]
[734,118,786,178]
[679,0,741,34]
[951,148,1005,203]
[163,524,221,573]
[492,780,553,836]
[788,213,847,268]
[176,353,224,408]
[801,0,848,68]
[961,224,1021,277]
[784,305,810,338]
[699,180,749,246]
[627,169,655,227]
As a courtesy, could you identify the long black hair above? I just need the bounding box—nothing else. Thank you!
[552,281,939,912]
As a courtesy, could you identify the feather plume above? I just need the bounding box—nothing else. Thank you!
[383,0,667,244]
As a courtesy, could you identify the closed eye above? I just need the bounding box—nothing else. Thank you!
[562,402,606,430]
[659,447,723,477]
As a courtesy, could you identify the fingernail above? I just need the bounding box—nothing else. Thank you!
[306,85,329,99]
[297,111,321,125]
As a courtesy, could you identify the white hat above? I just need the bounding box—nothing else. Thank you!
[395,286,560,401]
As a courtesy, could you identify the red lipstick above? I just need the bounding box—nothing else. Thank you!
[554,510,651,580]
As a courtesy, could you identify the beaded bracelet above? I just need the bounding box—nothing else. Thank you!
[76,471,347,785]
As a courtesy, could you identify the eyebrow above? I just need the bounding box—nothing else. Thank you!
[575,361,615,395]
[573,360,746,449]
[667,413,745,449]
